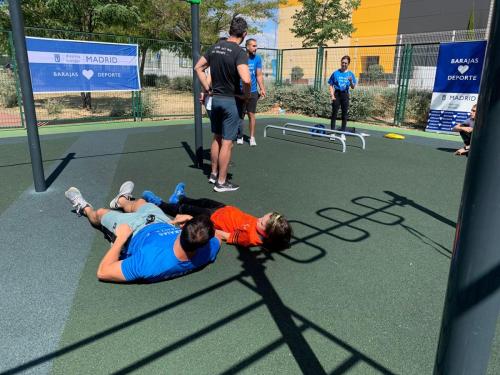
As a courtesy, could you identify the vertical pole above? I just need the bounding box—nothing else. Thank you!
[8,0,46,192]
[399,44,413,124]
[434,1,500,373]
[188,0,203,168]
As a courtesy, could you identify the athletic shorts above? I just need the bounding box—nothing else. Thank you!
[101,203,171,237]
[210,96,244,141]
[243,92,259,114]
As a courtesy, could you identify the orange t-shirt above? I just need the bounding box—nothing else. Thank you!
[210,206,263,247]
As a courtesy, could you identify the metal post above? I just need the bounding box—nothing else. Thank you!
[8,0,46,192]
[188,0,203,168]
[434,1,500,373]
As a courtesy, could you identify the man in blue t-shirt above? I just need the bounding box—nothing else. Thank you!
[65,181,221,283]
[328,55,357,132]
[237,38,266,147]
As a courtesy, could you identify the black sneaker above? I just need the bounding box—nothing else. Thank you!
[214,181,239,192]
[208,173,217,184]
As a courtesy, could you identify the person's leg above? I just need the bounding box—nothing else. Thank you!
[248,112,256,140]
[180,196,225,210]
[331,97,340,130]
[211,134,222,177]
[217,139,234,183]
[237,116,245,144]
[83,206,110,227]
[117,197,147,213]
[340,92,349,131]
[158,202,180,217]
[460,130,471,146]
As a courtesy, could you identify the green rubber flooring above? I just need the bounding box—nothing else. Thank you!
[1,118,499,375]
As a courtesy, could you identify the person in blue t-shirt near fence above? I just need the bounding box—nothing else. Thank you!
[237,38,266,147]
[328,55,357,132]
[64,181,221,283]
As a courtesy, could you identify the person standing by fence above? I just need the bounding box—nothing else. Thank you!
[237,38,266,147]
[328,55,357,132]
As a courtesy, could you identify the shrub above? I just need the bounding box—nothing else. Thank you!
[372,87,397,118]
[405,89,432,128]
[109,105,128,118]
[366,64,385,83]
[170,76,192,92]
[139,90,154,118]
[291,66,304,81]
[0,69,18,108]
[156,75,170,88]
[259,84,374,121]
[143,74,157,87]
[44,98,63,115]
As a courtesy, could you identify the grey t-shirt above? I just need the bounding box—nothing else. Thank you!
[461,118,475,128]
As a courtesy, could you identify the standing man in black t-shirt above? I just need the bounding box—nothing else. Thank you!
[194,17,251,192]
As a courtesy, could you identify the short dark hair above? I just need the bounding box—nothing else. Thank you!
[263,212,292,251]
[245,38,257,47]
[180,215,215,253]
[229,17,248,38]
[341,55,351,64]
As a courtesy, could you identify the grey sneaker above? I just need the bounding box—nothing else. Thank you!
[109,181,135,209]
[65,187,91,216]
[208,173,217,184]
[236,137,244,145]
[214,181,239,192]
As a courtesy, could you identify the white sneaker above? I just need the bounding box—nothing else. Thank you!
[65,187,91,216]
[109,181,135,209]
[249,137,257,146]
[236,137,244,145]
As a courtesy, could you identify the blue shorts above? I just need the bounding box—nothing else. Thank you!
[101,203,171,237]
[210,96,243,141]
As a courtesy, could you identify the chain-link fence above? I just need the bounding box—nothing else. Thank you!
[0,27,487,129]
[0,27,278,129]
[270,28,487,127]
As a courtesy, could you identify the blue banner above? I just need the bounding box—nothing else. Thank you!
[26,37,141,93]
[426,40,486,133]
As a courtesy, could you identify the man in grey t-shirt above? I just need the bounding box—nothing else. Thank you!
[194,17,251,192]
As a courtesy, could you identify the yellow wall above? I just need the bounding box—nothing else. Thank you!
[350,0,401,74]
[277,0,403,81]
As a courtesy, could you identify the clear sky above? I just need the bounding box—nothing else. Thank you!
[246,11,278,49]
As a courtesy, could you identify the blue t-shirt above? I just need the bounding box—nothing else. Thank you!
[120,223,221,283]
[247,54,262,93]
[328,69,357,92]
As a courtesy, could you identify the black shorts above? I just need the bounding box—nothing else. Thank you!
[243,92,260,114]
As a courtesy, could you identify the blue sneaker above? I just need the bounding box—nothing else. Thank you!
[142,190,163,206]
[168,182,185,204]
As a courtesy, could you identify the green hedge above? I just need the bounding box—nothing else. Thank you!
[257,85,431,127]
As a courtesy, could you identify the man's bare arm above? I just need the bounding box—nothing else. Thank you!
[96,224,132,282]
[256,68,266,98]
[237,64,251,98]
[194,56,211,93]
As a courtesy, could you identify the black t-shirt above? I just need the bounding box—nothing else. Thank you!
[204,40,248,97]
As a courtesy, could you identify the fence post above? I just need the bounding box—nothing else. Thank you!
[314,47,324,90]
[277,49,284,85]
[8,30,25,128]
[394,44,413,125]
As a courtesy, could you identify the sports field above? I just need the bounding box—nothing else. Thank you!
[1,117,499,374]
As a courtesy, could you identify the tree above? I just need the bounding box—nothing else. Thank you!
[291,0,360,48]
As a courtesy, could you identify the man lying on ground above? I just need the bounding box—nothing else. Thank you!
[65,181,221,283]
[143,182,292,251]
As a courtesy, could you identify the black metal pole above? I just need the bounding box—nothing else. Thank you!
[434,1,500,373]
[8,0,46,192]
[189,0,203,168]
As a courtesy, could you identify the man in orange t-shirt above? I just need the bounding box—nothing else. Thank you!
[142,185,291,250]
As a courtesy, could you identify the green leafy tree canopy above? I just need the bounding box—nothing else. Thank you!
[291,0,360,48]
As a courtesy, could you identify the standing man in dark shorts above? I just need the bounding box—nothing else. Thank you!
[194,17,251,192]
[237,38,266,147]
